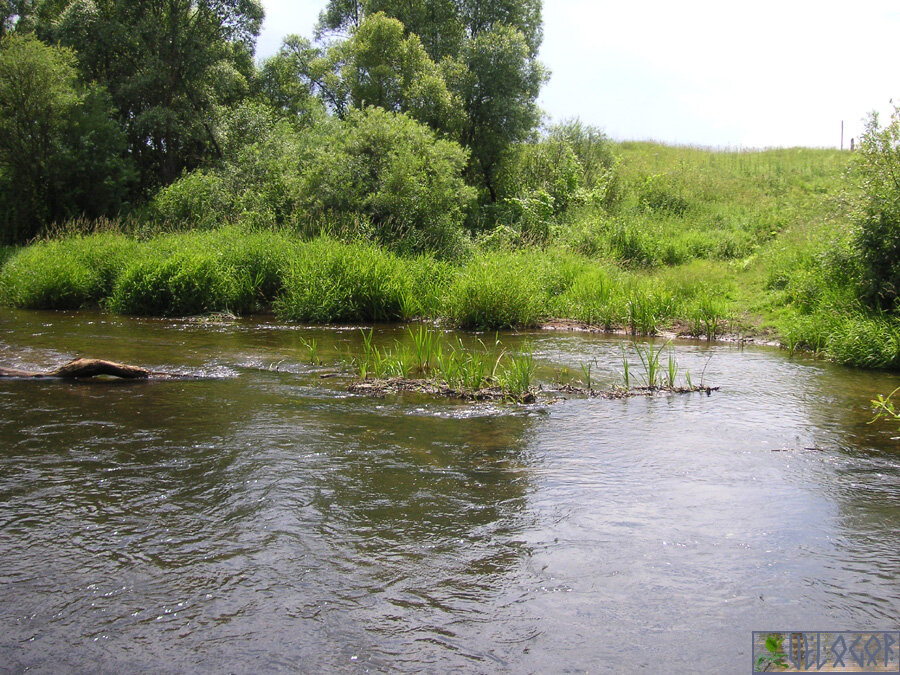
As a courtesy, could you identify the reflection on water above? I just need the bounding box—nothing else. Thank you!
[0,309,899,672]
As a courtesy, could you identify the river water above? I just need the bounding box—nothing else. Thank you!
[1,309,898,673]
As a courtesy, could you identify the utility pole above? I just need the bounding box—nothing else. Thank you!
[841,121,844,151]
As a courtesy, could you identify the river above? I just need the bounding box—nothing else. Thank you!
[1,309,898,673]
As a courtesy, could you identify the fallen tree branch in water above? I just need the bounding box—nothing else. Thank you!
[0,358,154,380]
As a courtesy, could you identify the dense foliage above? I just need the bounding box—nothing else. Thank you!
[852,109,900,311]
[0,0,555,246]
[0,34,132,242]
[152,106,475,255]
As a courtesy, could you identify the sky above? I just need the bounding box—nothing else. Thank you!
[256,0,900,149]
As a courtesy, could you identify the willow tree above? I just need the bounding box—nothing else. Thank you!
[0,34,132,242]
[315,0,546,202]
[39,0,264,192]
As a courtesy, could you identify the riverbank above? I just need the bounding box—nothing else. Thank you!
[1,225,896,369]
[0,227,756,333]
[2,143,897,370]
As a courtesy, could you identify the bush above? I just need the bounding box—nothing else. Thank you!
[151,108,475,257]
[852,109,900,310]
[496,139,583,216]
[549,119,621,209]
[150,170,233,229]
[297,108,475,255]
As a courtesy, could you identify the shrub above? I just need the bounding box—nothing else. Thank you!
[297,108,475,255]
[150,108,475,257]
[852,109,900,310]
[496,139,583,216]
[548,119,621,209]
[150,170,233,229]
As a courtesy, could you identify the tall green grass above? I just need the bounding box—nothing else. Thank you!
[273,238,453,323]
[558,144,849,269]
[446,250,548,329]
[0,233,138,309]
[0,227,739,336]
[780,311,900,369]
[352,327,536,399]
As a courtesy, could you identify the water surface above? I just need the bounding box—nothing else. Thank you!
[1,310,898,673]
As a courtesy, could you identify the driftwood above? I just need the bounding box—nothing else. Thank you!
[0,358,152,380]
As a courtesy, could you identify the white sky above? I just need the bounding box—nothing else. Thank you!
[257,0,900,149]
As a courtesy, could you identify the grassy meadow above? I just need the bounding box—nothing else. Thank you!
[3,142,897,369]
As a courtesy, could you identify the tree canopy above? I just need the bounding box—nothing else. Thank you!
[41,0,264,191]
[0,33,132,241]
[313,0,547,201]
[0,0,553,245]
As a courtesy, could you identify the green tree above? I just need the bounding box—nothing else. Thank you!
[852,109,900,310]
[258,34,330,124]
[0,34,132,242]
[316,0,547,202]
[264,14,463,136]
[455,24,546,201]
[1,0,33,36]
[317,0,542,60]
[42,0,264,192]
[0,33,77,238]
[319,0,463,61]
[335,13,462,133]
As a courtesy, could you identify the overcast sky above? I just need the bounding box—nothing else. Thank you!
[256,0,900,149]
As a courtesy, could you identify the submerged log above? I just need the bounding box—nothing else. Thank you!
[0,358,151,380]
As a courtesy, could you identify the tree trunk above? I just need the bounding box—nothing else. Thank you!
[0,358,151,379]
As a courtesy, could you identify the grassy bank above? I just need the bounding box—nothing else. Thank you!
[0,227,729,336]
[2,143,897,370]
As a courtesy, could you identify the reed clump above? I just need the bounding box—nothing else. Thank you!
[352,327,536,401]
